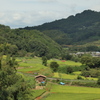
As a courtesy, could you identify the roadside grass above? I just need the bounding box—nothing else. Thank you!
[42,84,100,100]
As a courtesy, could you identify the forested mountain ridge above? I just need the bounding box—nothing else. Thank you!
[22,10,100,45]
[0,24,62,57]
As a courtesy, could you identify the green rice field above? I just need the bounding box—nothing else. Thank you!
[48,59,82,66]
[16,57,100,100]
[42,84,100,100]
[17,57,47,72]
[17,57,82,73]
[53,72,97,80]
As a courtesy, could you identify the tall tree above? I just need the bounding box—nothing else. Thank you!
[50,62,59,72]
[0,55,33,100]
[42,56,47,66]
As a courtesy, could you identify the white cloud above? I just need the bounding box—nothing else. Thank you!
[92,5,100,11]
[37,0,57,2]
[0,0,100,28]
[13,13,22,20]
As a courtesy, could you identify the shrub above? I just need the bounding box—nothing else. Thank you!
[66,66,73,74]
[77,75,84,80]
[81,69,100,78]
[97,77,100,85]
[50,62,59,72]
[81,71,90,77]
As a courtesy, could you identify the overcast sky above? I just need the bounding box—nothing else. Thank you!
[0,0,100,28]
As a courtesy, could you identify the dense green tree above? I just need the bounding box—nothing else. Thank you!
[97,77,100,85]
[62,53,72,60]
[81,55,100,68]
[0,55,33,100]
[81,71,90,77]
[80,55,93,67]
[86,45,99,51]
[66,66,73,74]
[50,62,59,72]
[81,69,100,78]
[42,56,47,66]
[0,25,62,57]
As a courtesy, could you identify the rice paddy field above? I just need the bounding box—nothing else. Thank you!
[42,84,100,100]
[17,57,97,80]
[53,72,97,80]
[48,59,82,66]
[17,57,82,73]
[16,57,100,100]
[17,57,47,73]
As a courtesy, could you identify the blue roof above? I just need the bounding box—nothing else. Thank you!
[41,81,45,83]
[60,82,65,85]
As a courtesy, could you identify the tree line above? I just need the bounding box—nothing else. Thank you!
[0,55,33,100]
[0,24,62,58]
[23,10,100,45]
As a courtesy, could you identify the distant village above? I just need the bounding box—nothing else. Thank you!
[70,51,100,57]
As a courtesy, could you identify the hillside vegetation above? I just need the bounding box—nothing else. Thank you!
[0,24,62,57]
[23,10,100,45]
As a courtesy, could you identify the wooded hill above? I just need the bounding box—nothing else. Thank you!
[0,25,62,57]
[22,10,100,45]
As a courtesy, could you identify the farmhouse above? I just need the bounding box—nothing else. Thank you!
[35,75,46,89]
[35,75,46,83]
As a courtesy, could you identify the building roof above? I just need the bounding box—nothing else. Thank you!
[35,75,46,78]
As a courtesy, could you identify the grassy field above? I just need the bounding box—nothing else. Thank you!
[17,57,47,72]
[16,57,100,100]
[17,57,97,80]
[53,72,97,80]
[17,57,44,67]
[42,84,100,100]
[17,57,81,74]
[48,59,82,66]
[17,57,54,77]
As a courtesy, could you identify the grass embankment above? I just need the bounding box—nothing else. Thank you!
[42,84,100,100]
[33,89,46,99]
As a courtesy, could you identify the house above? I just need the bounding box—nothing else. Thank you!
[35,75,47,89]
[35,75,46,83]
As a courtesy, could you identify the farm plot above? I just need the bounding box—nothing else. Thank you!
[53,72,97,80]
[48,59,82,66]
[42,84,100,100]
[17,57,47,73]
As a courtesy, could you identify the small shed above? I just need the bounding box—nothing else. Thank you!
[35,75,46,83]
